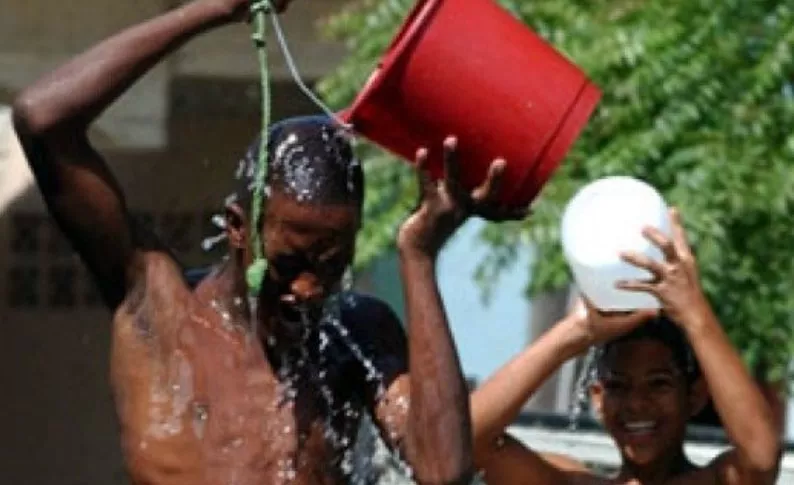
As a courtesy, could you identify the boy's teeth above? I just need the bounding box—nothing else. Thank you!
[625,421,655,431]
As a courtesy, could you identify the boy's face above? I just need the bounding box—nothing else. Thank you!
[590,339,706,466]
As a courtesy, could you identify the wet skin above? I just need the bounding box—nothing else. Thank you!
[105,193,411,484]
[112,258,405,485]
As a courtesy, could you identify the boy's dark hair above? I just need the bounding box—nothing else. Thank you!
[596,313,701,384]
[228,114,363,213]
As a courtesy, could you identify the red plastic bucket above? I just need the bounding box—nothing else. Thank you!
[341,0,602,207]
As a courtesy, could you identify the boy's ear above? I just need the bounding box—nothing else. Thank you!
[590,381,605,421]
[688,377,709,418]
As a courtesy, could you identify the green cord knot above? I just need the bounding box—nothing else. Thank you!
[251,33,266,47]
[250,0,272,14]
[246,258,269,294]
[250,0,271,47]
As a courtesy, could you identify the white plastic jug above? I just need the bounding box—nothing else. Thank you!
[561,176,671,311]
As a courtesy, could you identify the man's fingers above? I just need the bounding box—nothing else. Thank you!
[472,158,506,204]
[498,205,531,221]
[415,148,436,200]
[442,136,467,201]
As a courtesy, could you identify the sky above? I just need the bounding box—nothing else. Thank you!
[366,219,535,384]
[436,219,534,383]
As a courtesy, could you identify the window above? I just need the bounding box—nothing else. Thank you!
[4,210,217,311]
[47,265,77,308]
[7,265,40,308]
[11,214,43,255]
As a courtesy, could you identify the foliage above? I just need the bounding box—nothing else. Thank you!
[318,0,794,383]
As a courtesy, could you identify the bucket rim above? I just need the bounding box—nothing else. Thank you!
[515,82,602,205]
[342,0,443,127]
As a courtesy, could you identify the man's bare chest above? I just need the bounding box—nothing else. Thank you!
[112,309,369,484]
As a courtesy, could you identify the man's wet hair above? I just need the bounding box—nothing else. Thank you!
[596,313,701,385]
[202,115,362,251]
[228,114,363,213]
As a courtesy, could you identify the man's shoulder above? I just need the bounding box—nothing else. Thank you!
[339,291,396,319]
[119,253,193,316]
[339,292,406,349]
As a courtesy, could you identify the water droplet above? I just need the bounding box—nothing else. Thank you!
[201,232,227,251]
[321,298,386,398]
[211,214,227,229]
[342,267,354,292]
[568,346,598,429]
[193,402,209,421]
[395,395,409,412]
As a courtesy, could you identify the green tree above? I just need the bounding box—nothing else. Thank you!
[318,0,794,383]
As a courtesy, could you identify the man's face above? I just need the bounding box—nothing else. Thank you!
[261,190,360,316]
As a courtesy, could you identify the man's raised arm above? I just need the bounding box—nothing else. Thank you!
[368,139,528,484]
[12,0,290,308]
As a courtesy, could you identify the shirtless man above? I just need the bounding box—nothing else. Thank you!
[11,0,525,483]
[470,209,782,484]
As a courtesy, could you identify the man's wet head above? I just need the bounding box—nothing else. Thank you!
[224,115,363,313]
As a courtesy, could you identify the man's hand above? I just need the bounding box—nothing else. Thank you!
[206,0,294,21]
[397,136,529,259]
[616,207,710,326]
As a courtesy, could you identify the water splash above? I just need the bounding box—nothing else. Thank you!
[350,412,416,485]
[277,458,297,481]
[318,293,416,482]
[205,272,415,482]
[191,402,209,439]
[342,267,354,292]
[248,295,260,340]
[568,346,599,429]
[325,312,386,400]
[301,304,361,473]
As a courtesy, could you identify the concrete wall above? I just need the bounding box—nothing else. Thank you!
[0,1,350,483]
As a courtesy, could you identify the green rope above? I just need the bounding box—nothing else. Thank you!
[246,0,273,295]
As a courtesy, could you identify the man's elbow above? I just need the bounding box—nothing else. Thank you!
[407,447,474,485]
[414,468,474,485]
[12,91,69,138]
[742,440,783,484]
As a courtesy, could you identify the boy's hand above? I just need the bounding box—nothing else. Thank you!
[564,297,657,349]
[616,207,710,326]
